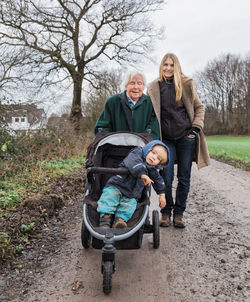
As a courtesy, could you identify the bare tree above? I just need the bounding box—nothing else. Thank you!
[195,53,250,134]
[241,54,250,134]
[0,45,33,92]
[0,0,165,130]
[82,68,122,131]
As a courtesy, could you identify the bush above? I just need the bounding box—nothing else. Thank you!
[0,126,88,208]
[1,127,86,176]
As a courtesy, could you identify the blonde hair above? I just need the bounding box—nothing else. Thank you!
[158,53,190,102]
[152,145,168,164]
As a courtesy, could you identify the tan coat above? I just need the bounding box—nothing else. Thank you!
[147,78,210,169]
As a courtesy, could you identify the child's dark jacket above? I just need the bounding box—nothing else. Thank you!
[105,140,169,199]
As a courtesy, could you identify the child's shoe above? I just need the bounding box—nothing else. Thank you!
[113,217,127,228]
[99,214,112,228]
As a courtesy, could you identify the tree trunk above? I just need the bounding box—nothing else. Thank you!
[246,93,250,134]
[227,91,234,134]
[70,75,83,132]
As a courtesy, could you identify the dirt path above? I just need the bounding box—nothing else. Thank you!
[1,159,250,302]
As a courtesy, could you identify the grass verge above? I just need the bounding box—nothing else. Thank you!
[206,135,250,170]
[0,155,85,209]
[0,155,86,265]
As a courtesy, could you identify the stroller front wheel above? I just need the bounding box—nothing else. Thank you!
[152,210,160,249]
[102,261,113,294]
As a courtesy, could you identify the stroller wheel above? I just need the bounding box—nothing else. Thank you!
[81,219,91,249]
[102,261,113,294]
[152,210,160,249]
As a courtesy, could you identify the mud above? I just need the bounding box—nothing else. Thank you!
[0,159,250,302]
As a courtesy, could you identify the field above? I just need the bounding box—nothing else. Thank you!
[206,135,250,165]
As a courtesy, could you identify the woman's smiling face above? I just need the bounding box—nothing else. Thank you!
[162,57,174,78]
[125,74,144,101]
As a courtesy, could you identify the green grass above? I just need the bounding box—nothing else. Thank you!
[37,156,85,177]
[0,155,85,209]
[206,136,250,164]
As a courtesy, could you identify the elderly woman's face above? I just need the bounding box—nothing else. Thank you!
[125,75,144,101]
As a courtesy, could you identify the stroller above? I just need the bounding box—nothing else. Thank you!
[81,131,161,294]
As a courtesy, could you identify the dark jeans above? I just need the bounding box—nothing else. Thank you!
[161,135,196,217]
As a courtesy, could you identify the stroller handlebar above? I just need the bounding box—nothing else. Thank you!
[87,167,129,175]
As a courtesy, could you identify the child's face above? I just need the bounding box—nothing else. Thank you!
[145,145,166,166]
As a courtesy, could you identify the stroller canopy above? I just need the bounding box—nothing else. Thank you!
[86,131,152,168]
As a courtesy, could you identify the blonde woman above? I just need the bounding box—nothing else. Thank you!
[147,53,210,228]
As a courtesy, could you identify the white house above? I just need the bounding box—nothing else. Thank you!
[2,103,47,134]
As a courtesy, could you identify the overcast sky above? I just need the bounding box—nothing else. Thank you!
[142,0,250,83]
[41,0,250,115]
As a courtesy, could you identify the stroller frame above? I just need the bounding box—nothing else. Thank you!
[81,131,160,294]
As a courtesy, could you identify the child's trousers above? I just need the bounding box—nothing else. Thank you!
[97,186,137,222]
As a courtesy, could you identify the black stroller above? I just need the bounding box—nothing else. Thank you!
[81,131,161,294]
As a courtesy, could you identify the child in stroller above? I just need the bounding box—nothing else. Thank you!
[81,131,169,294]
[97,140,169,229]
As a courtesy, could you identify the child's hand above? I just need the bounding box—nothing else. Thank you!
[159,193,166,209]
[141,174,154,186]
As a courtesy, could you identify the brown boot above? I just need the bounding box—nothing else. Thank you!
[173,216,186,228]
[113,217,127,228]
[160,215,170,227]
[99,214,112,228]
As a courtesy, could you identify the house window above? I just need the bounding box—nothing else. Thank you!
[15,117,19,122]
[21,117,25,122]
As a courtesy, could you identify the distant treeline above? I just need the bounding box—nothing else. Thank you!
[195,53,250,135]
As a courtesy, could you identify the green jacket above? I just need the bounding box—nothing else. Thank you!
[94,91,160,140]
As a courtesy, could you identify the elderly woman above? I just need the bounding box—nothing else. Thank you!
[147,53,210,228]
[94,70,160,139]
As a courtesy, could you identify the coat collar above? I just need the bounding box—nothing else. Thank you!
[119,91,147,108]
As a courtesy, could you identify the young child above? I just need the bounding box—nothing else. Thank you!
[97,140,169,228]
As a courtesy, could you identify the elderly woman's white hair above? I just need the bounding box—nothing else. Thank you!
[122,70,146,89]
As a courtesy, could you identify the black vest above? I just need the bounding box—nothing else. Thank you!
[159,79,191,140]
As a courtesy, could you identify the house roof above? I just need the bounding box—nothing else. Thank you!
[2,103,46,125]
